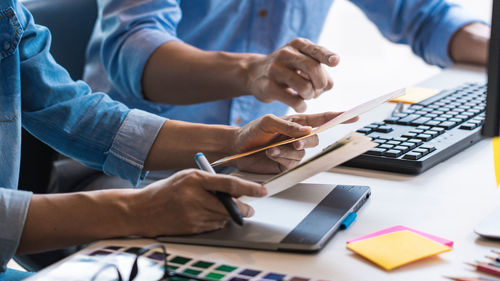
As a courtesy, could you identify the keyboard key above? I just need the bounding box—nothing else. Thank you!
[394,145,410,153]
[400,142,417,149]
[413,148,429,155]
[379,144,394,150]
[416,134,433,141]
[384,116,400,124]
[425,120,441,126]
[403,152,423,160]
[416,125,430,130]
[430,127,445,133]
[420,145,436,153]
[437,121,458,129]
[356,128,373,134]
[393,137,409,142]
[378,136,392,141]
[365,148,386,156]
[372,122,386,126]
[423,130,439,137]
[384,149,403,158]
[410,117,432,126]
[408,139,423,145]
[409,129,424,134]
[396,114,421,125]
[449,117,464,123]
[386,140,401,145]
[375,126,394,133]
[402,132,417,138]
[373,139,386,144]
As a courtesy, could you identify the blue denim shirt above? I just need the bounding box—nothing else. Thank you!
[0,0,166,273]
[84,0,482,127]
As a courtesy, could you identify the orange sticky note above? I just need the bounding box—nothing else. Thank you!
[346,230,451,270]
[390,88,440,104]
[492,137,500,187]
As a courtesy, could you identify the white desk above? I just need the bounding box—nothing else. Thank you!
[30,66,500,281]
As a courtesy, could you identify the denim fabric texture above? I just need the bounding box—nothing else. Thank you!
[84,0,482,127]
[0,0,166,272]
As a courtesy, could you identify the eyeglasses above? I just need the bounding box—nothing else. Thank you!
[91,243,212,281]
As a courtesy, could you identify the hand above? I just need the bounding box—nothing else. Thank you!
[245,38,339,113]
[132,169,267,236]
[449,22,490,65]
[231,112,358,174]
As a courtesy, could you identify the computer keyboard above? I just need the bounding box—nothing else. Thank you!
[343,82,486,174]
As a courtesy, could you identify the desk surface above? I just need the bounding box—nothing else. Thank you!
[31,66,500,281]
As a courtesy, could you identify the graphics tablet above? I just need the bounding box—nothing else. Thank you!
[157,183,370,252]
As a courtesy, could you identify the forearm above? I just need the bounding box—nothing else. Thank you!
[450,22,490,65]
[144,120,238,170]
[17,189,136,254]
[142,41,262,104]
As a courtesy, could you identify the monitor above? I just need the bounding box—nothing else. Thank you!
[483,0,500,137]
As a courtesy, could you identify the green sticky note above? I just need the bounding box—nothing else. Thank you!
[192,261,214,269]
[183,268,202,276]
[170,256,192,265]
[215,265,237,272]
[205,272,225,280]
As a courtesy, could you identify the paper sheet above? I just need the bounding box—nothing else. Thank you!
[239,132,376,203]
[346,230,451,271]
[346,225,453,247]
[493,137,500,187]
[211,88,404,166]
[389,87,440,104]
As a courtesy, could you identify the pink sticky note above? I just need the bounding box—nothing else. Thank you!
[346,225,453,247]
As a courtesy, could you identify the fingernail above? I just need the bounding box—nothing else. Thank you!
[268,147,280,156]
[328,55,339,65]
[247,207,255,217]
[259,186,268,196]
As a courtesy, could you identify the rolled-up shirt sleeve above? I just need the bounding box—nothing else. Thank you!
[18,3,167,186]
[99,0,182,99]
[0,189,31,272]
[351,0,487,67]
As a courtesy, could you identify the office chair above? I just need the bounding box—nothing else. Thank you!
[15,0,98,272]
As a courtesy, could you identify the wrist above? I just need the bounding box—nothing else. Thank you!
[449,22,490,65]
[239,53,266,94]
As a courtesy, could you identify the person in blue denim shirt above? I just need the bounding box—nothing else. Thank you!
[0,0,355,279]
[85,0,489,128]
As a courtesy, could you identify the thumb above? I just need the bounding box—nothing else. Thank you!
[260,114,313,138]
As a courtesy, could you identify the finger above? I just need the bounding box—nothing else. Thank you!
[288,54,331,93]
[259,114,312,138]
[265,81,308,112]
[293,134,319,150]
[266,146,306,161]
[198,172,267,198]
[270,64,315,100]
[234,199,255,218]
[272,157,300,172]
[288,38,340,67]
[285,112,340,127]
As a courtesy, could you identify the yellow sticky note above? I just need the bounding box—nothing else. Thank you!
[346,230,451,270]
[492,137,500,187]
[390,88,440,104]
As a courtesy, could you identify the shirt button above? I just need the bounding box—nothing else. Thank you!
[235,117,243,126]
[258,9,268,18]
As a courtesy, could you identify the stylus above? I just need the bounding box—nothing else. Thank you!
[194,152,244,226]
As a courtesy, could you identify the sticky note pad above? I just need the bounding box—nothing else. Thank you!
[390,88,440,104]
[346,230,451,270]
[346,225,453,247]
[492,137,500,187]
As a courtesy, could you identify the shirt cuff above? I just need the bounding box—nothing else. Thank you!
[0,189,31,272]
[427,5,489,67]
[103,109,167,186]
[121,29,181,99]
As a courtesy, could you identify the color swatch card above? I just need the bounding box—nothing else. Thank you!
[389,87,440,104]
[27,245,330,281]
[346,229,452,271]
[211,88,404,167]
[346,225,454,247]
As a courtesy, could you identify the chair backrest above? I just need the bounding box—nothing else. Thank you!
[18,0,98,193]
[23,0,97,80]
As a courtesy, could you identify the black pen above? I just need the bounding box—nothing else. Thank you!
[391,102,404,116]
[194,152,244,226]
